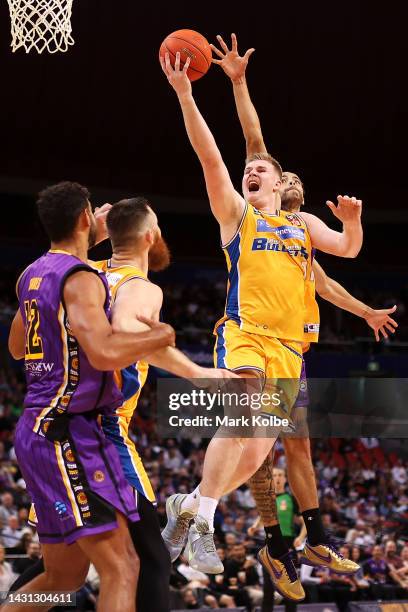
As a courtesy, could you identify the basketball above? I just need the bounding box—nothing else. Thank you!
[159,29,212,81]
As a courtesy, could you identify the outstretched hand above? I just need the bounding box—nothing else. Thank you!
[210,33,255,82]
[160,51,192,99]
[364,305,398,342]
[326,195,362,223]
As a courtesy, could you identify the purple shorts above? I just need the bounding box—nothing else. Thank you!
[293,359,309,409]
[14,411,139,545]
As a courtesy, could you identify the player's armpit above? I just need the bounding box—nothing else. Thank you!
[63,271,174,370]
[112,279,163,333]
[8,309,25,360]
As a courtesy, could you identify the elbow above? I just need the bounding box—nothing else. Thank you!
[246,135,265,156]
[87,348,118,372]
[8,337,24,361]
[342,246,361,259]
[8,345,24,361]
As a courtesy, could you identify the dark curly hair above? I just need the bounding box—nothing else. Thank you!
[36,181,90,242]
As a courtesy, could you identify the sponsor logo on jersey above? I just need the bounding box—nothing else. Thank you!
[93,470,105,483]
[25,362,55,376]
[256,220,305,241]
[252,238,308,258]
[285,213,303,227]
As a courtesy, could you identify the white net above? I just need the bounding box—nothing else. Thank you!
[7,0,74,54]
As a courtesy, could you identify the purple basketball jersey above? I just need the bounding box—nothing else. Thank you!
[17,250,123,434]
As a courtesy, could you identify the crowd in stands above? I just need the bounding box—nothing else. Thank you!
[0,262,407,610]
[0,372,407,610]
[1,267,408,347]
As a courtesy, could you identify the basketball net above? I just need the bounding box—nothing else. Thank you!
[7,0,74,54]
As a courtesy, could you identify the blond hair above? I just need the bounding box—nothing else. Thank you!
[245,152,283,178]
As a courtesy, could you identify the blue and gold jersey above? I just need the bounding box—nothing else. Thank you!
[303,248,320,352]
[92,259,155,502]
[215,204,312,342]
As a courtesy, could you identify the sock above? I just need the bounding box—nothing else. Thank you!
[196,496,218,531]
[302,508,327,545]
[265,524,290,559]
[180,486,200,514]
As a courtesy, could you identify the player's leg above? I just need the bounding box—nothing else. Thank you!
[283,363,360,576]
[129,493,171,612]
[76,510,139,612]
[2,542,90,612]
[253,338,305,602]
[162,321,269,568]
[101,414,171,612]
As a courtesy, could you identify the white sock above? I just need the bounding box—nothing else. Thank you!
[197,496,218,531]
[180,486,200,514]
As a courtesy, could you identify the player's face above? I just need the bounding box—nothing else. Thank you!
[147,209,171,272]
[272,468,286,491]
[280,172,304,212]
[242,161,281,206]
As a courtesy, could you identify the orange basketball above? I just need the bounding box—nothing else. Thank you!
[159,29,212,82]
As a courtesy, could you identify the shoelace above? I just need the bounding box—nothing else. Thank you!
[324,535,345,559]
[171,515,191,544]
[200,532,217,554]
[279,551,298,583]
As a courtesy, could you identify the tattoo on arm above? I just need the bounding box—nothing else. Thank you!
[248,451,278,526]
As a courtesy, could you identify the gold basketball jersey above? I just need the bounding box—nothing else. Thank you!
[215,204,312,342]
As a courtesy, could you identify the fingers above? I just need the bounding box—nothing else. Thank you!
[386,305,397,314]
[174,51,180,71]
[380,326,388,339]
[211,58,223,65]
[137,315,155,328]
[210,43,225,59]
[384,322,396,333]
[326,200,336,212]
[216,34,229,54]
[231,32,238,53]
[243,48,255,61]
[182,56,191,74]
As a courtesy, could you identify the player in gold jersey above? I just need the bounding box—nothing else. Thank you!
[160,52,363,595]
[209,32,398,600]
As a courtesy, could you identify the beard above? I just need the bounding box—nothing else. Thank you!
[149,236,171,272]
[280,188,304,212]
[88,220,97,248]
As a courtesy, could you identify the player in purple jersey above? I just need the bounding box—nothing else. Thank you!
[6,181,176,612]
[208,33,399,594]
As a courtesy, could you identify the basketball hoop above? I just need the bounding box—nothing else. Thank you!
[7,0,74,54]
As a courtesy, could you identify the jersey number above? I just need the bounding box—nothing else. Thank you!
[24,299,44,360]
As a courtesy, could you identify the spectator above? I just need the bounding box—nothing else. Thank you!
[0,544,17,593]
[0,493,17,528]
[363,544,397,600]
[1,516,22,549]
[392,460,407,486]
[12,541,41,575]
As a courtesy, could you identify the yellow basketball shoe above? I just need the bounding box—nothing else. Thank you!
[300,540,360,575]
[258,547,305,602]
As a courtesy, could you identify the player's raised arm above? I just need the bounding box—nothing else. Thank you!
[160,51,244,243]
[300,195,363,258]
[211,33,267,157]
[63,271,175,371]
[112,278,236,379]
[313,260,398,341]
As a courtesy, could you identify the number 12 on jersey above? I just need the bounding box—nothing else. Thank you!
[24,299,44,360]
